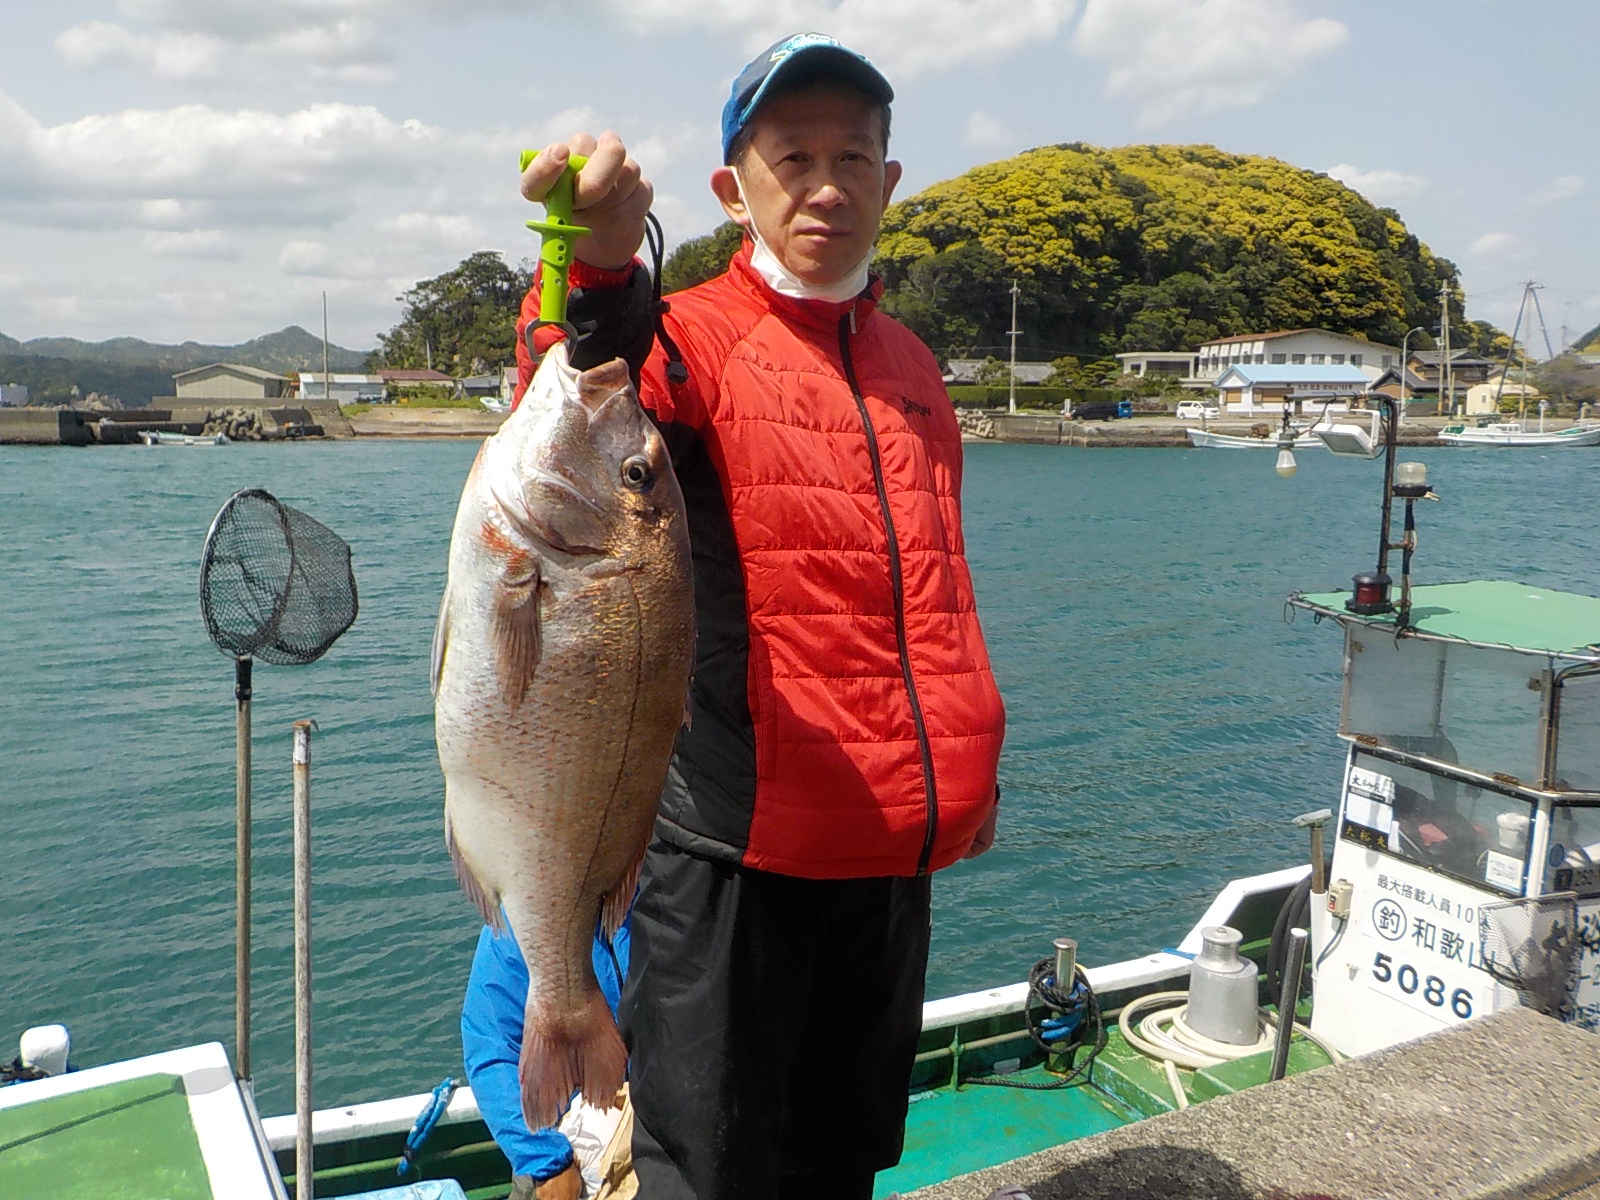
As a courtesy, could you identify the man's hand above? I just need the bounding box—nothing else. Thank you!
[963,803,997,860]
[520,132,653,271]
[532,1162,582,1200]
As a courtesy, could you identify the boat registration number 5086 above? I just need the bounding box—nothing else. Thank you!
[1370,951,1475,1019]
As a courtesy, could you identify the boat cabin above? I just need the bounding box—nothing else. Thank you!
[1290,581,1600,1055]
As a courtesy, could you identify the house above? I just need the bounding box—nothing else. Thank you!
[0,382,29,407]
[1464,378,1539,417]
[173,363,293,402]
[943,359,1055,385]
[296,372,388,405]
[1191,329,1402,385]
[378,368,457,395]
[1115,351,1198,380]
[1212,364,1370,415]
[460,373,508,402]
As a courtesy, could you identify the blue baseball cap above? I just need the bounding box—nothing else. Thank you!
[720,33,894,163]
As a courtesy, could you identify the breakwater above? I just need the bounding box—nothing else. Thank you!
[973,411,1451,446]
[0,401,354,445]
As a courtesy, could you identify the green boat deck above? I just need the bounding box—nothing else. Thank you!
[0,1073,212,1200]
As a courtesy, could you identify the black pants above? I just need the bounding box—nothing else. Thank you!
[620,839,932,1200]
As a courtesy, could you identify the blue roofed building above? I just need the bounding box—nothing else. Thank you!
[1212,363,1371,415]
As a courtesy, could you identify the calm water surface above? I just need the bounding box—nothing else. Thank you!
[2,437,1596,1114]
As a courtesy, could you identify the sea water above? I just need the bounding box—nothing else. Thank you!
[2,438,1596,1115]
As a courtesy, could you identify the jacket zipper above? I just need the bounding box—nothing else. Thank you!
[838,310,940,876]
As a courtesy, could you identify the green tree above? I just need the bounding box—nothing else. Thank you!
[661,222,747,293]
[372,251,532,375]
[972,356,1009,385]
[872,143,1506,361]
[1044,355,1080,387]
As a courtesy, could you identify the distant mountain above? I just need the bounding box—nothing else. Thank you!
[5,325,369,373]
[0,325,372,407]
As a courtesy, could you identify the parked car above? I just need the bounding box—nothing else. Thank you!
[1175,400,1220,421]
[1069,399,1134,421]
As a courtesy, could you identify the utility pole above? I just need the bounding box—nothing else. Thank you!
[1007,280,1021,415]
[1438,283,1452,417]
[321,292,330,401]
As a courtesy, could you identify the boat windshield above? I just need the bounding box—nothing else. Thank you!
[1556,672,1600,792]
[1342,634,1546,784]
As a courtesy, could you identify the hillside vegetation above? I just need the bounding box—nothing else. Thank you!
[873,143,1499,361]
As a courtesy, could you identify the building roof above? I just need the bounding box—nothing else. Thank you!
[172,362,290,383]
[1411,350,1494,367]
[1214,364,1370,386]
[1200,328,1397,351]
[378,368,454,383]
[943,359,1055,384]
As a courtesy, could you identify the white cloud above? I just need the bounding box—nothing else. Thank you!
[1073,0,1347,126]
[59,0,1084,86]
[143,228,238,258]
[1534,174,1583,204]
[1325,164,1426,204]
[376,211,485,246]
[1469,231,1524,258]
[0,89,441,216]
[964,110,1014,150]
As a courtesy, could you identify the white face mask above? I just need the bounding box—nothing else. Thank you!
[732,167,873,305]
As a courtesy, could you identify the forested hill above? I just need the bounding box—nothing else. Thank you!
[871,142,1497,362]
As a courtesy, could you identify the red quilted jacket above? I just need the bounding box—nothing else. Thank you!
[515,246,1004,878]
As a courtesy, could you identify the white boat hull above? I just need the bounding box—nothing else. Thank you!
[1437,422,1600,447]
[1186,428,1328,450]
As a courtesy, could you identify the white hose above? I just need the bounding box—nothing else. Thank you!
[1117,989,1345,1108]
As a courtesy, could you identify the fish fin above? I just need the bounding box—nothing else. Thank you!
[445,812,503,931]
[601,846,646,939]
[491,556,543,709]
[519,991,627,1131]
[429,582,451,698]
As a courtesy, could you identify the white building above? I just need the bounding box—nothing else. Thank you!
[1213,364,1370,415]
[1464,379,1539,417]
[1192,329,1401,385]
[296,372,388,404]
[0,382,29,406]
[1115,351,1198,380]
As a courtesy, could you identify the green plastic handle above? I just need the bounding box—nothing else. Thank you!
[520,149,591,328]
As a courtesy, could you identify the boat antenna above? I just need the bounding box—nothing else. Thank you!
[198,488,359,1083]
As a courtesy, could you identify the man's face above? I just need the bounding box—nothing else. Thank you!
[713,81,902,289]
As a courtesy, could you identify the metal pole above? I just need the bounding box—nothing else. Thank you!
[1007,281,1020,415]
[234,655,253,1083]
[293,719,315,1200]
[1269,927,1308,1082]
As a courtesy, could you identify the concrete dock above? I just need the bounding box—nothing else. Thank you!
[906,1008,1600,1200]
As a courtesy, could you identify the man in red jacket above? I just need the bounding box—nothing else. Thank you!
[516,33,1005,1200]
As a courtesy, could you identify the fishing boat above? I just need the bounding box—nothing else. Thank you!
[8,400,1600,1199]
[137,429,231,446]
[1184,426,1329,450]
[1436,417,1600,447]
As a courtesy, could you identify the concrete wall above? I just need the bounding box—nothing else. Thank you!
[0,409,93,445]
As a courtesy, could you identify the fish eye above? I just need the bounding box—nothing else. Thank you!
[620,455,653,491]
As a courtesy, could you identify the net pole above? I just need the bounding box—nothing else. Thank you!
[293,719,315,1200]
[234,655,253,1084]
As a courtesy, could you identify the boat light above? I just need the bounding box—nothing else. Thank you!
[1347,570,1393,615]
[1393,460,1428,498]
[1274,446,1297,478]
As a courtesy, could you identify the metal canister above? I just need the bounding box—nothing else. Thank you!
[1186,925,1260,1045]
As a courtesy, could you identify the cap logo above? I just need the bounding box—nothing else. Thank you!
[770,32,841,64]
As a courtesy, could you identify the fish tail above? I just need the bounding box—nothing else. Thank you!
[519,992,627,1130]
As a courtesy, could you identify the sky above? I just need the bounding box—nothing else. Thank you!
[1,0,1596,355]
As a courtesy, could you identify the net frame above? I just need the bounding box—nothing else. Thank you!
[1478,892,1582,1020]
[200,487,358,665]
